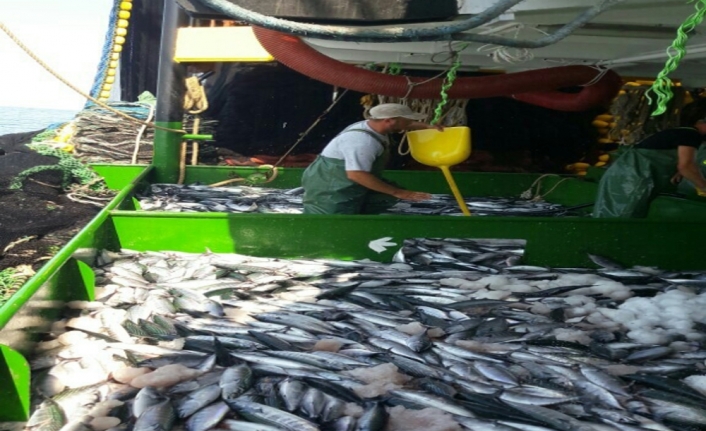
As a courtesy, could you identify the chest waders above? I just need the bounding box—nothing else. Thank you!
[302,129,395,214]
[593,146,678,218]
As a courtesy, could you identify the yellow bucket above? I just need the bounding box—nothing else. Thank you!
[407,126,472,216]
[407,126,471,167]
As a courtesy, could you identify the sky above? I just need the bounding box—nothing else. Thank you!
[0,0,113,111]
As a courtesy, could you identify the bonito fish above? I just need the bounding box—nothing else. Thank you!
[138,184,584,217]
[21,238,706,431]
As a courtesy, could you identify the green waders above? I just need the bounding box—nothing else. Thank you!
[302,129,397,215]
[593,146,678,218]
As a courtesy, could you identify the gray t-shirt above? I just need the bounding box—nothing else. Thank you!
[320,121,390,172]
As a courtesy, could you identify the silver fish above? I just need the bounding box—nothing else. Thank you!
[185,401,229,431]
[219,363,253,399]
[134,400,176,431]
[225,400,319,431]
[388,390,476,418]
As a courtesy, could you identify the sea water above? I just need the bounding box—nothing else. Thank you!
[0,106,77,136]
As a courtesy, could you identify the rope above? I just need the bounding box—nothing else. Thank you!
[185,77,209,167]
[66,192,113,207]
[132,103,155,164]
[477,24,536,64]
[646,0,706,116]
[273,89,350,168]
[191,117,201,166]
[184,76,210,113]
[178,77,210,184]
[178,142,188,185]
[582,65,611,87]
[209,88,349,188]
[520,174,570,201]
[401,67,456,102]
[208,165,279,188]
[0,21,185,134]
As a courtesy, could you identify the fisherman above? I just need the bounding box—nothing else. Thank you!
[302,103,439,215]
[593,102,706,218]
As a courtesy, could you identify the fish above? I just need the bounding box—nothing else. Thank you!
[186,401,230,431]
[225,400,319,431]
[388,389,476,418]
[18,240,706,431]
[220,363,254,400]
[219,419,285,431]
[25,398,65,431]
[355,403,387,431]
[134,400,176,431]
[139,184,581,217]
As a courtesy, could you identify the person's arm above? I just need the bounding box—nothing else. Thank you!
[677,145,706,192]
[346,171,431,201]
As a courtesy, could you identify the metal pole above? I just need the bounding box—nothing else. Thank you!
[153,0,188,183]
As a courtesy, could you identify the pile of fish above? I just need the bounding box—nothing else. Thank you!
[23,238,706,431]
[138,184,582,216]
[138,184,304,214]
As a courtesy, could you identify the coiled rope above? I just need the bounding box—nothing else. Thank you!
[0,21,185,134]
[647,0,706,116]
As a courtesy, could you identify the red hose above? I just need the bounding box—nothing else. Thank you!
[253,27,622,112]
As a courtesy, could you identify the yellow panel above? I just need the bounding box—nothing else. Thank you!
[174,26,275,63]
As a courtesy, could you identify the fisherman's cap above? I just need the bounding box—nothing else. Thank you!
[369,103,426,121]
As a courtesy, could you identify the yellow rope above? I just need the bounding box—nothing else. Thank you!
[208,177,245,188]
[191,116,201,166]
[184,76,209,167]
[208,165,279,188]
[131,103,155,164]
[184,76,209,113]
[177,77,210,184]
[178,141,188,185]
[0,21,185,134]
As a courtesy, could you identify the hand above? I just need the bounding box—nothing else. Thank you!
[671,173,683,185]
[427,123,445,131]
[393,190,432,201]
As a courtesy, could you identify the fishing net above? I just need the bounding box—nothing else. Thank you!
[0,131,100,271]
[69,102,156,164]
[609,84,686,145]
[68,95,217,164]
